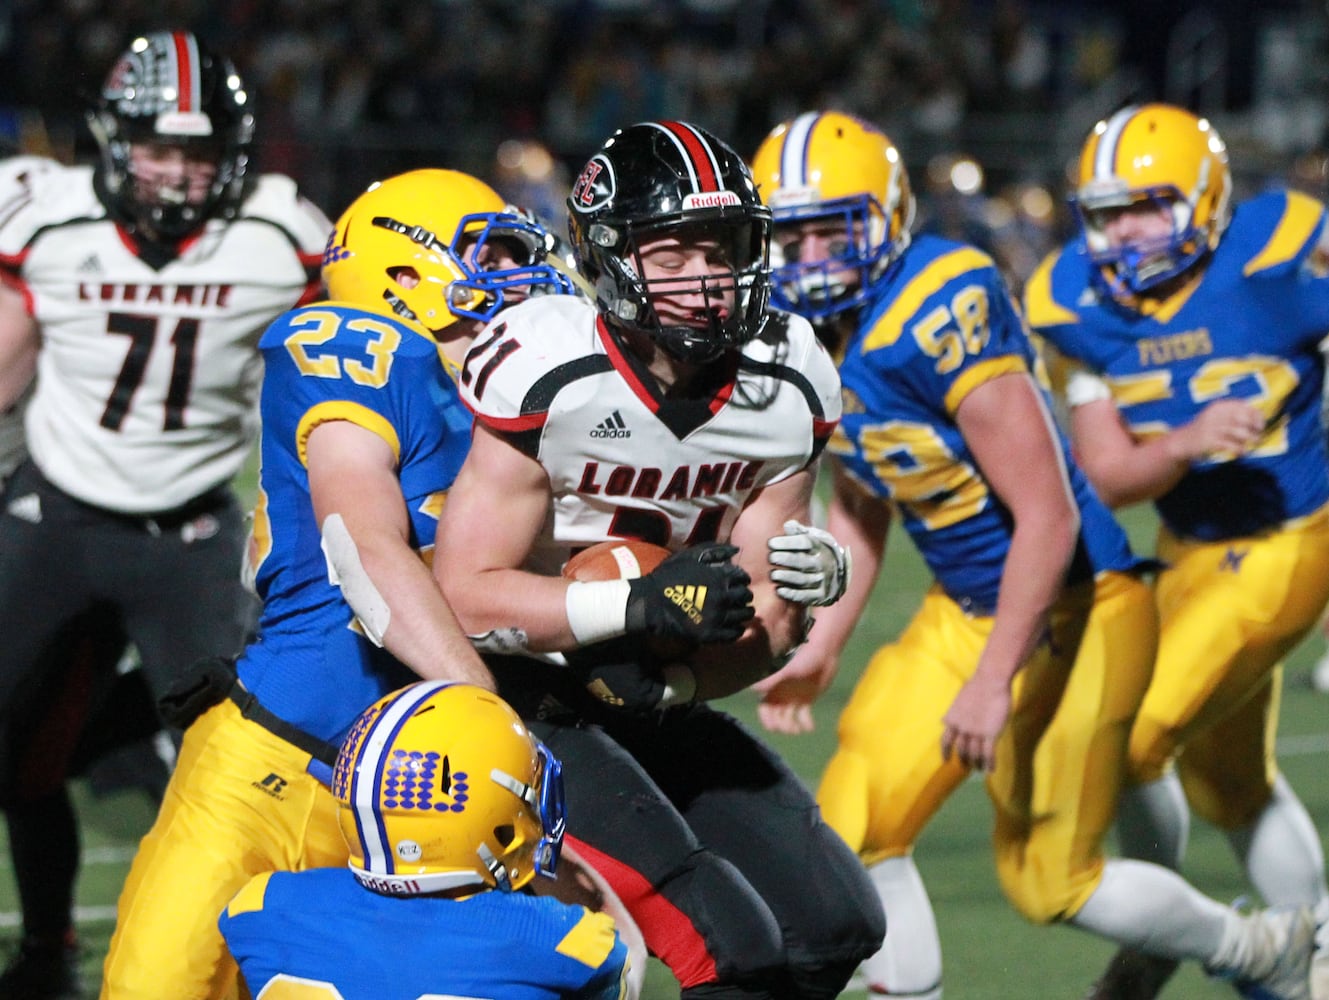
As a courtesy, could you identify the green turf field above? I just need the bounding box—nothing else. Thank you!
[9,504,1328,998]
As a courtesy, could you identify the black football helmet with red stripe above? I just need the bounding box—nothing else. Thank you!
[87,31,255,241]
[567,121,772,364]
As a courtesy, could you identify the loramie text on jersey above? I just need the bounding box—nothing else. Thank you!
[78,282,233,308]
[575,459,764,499]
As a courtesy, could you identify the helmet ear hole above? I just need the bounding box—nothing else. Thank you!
[493,824,516,847]
[388,266,420,290]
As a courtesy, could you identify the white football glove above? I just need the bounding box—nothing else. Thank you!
[767,519,852,607]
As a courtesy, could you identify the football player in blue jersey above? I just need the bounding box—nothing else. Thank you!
[220,680,635,1000]
[101,168,579,1000]
[1024,102,1329,1000]
[750,110,1321,1000]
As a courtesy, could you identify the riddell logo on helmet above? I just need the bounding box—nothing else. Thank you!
[354,873,422,895]
[768,186,818,208]
[683,191,741,210]
[155,111,214,137]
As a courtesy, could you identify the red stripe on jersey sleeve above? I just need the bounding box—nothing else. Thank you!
[474,410,547,433]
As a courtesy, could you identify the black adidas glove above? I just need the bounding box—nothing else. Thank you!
[567,639,697,715]
[625,543,754,645]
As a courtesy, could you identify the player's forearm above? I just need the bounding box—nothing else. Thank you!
[0,330,36,412]
[1070,399,1187,507]
[979,516,1076,687]
[441,568,584,653]
[1075,434,1189,508]
[348,534,495,690]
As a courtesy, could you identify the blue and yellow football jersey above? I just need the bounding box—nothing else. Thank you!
[236,301,473,744]
[1025,190,1329,540]
[220,868,630,1000]
[833,233,1140,613]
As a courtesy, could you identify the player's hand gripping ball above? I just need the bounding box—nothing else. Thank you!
[562,540,705,711]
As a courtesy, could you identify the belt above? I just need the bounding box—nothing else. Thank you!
[227,682,341,767]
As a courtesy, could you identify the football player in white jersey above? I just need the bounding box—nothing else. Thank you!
[0,154,55,489]
[0,31,330,996]
[436,120,882,1000]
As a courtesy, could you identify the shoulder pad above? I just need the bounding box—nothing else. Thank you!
[459,296,599,421]
[235,174,332,255]
[223,871,273,917]
[1238,190,1326,277]
[862,241,998,353]
[1023,247,1079,331]
[0,165,103,257]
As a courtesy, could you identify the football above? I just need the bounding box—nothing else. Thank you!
[562,539,671,582]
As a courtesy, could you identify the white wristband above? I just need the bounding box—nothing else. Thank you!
[564,580,631,646]
[659,663,697,707]
[1065,370,1112,407]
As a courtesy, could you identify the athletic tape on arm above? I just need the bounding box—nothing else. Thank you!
[321,513,391,646]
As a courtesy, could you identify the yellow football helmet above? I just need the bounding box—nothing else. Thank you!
[322,168,575,338]
[751,111,914,320]
[1072,103,1231,296]
[332,681,565,896]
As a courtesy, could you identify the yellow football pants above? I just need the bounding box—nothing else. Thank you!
[1131,505,1329,828]
[100,698,346,1000]
[819,571,1157,924]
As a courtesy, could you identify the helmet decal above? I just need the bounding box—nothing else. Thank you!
[770,111,820,191]
[345,680,447,879]
[649,120,723,193]
[571,154,615,211]
[1090,108,1133,181]
[103,32,205,123]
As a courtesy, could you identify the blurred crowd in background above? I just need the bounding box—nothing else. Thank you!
[3,0,1328,294]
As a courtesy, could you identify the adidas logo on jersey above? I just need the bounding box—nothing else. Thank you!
[663,584,707,625]
[6,493,41,524]
[77,253,101,275]
[590,410,631,439]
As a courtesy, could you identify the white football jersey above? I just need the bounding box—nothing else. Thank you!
[0,164,330,512]
[0,156,58,482]
[461,295,842,575]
